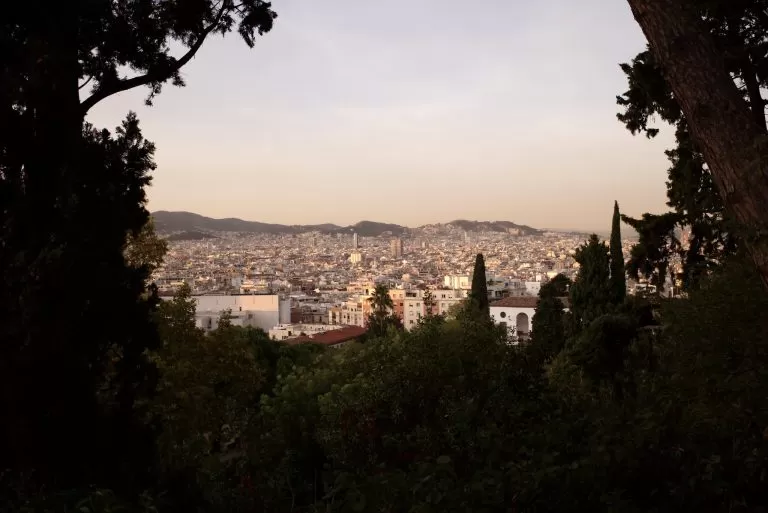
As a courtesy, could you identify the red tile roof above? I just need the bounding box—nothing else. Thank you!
[490,296,538,308]
[490,296,570,308]
[287,325,367,347]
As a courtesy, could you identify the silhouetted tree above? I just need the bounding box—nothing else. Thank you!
[366,284,401,337]
[621,212,680,291]
[530,295,568,364]
[469,253,489,316]
[125,218,168,278]
[570,235,611,328]
[609,201,627,304]
[0,0,277,494]
[624,0,768,286]
[539,274,572,299]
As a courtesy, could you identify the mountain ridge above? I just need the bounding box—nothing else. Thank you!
[152,211,542,237]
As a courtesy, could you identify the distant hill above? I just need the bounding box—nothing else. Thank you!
[152,211,406,237]
[350,220,408,237]
[446,219,542,236]
[151,211,547,237]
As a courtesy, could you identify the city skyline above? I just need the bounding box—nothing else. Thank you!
[87,0,674,231]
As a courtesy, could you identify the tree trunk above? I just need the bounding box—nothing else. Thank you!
[626,0,768,287]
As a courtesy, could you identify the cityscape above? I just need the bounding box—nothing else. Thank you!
[153,211,644,345]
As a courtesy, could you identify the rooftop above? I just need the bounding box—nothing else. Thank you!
[288,325,367,347]
[490,296,570,308]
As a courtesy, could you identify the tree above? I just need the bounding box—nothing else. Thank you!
[615,4,751,290]
[125,218,168,278]
[569,235,611,328]
[0,0,277,491]
[0,115,163,492]
[539,273,572,299]
[366,284,401,338]
[530,295,568,364]
[621,212,680,291]
[469,253,490,316]
[624,0,768,287]
[422,289,436,318]
[609,201,627,304]
[152,292,268,509]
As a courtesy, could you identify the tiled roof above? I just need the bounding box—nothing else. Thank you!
[287,325,367,346]
[490,296,570,308]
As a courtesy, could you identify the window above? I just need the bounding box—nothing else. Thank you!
[499,311,507,318]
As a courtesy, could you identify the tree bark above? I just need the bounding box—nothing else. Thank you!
[626,0,768,287]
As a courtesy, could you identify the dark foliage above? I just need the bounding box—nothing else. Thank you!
[622,212,681,290]
[614,0,766,288]
[469,253,490,316]
[569,235,611,327]
[609,201,627,303]
[0,0,276,499]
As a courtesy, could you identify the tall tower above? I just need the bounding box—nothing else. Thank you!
[390,238,403,259]
[353,232,359,249]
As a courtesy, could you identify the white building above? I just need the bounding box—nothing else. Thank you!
[444,275,471,290]
[189,294,291,332]
[269,323,342,341]
[524,281,542,296]
[489,296,570,343]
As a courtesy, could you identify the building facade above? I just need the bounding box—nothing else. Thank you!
[188,294,291,332]
[489,296,569,343]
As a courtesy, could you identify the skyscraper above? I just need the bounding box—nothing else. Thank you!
[390,238,403,259]
[353,232,359,249]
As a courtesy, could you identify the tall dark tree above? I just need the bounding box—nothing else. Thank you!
[613,0,768,288]
[530,295,568,364]
[622,212,680,291]
[609,201,627,304]
[570,235,611,328]
[366,284,402,338]
[0,0,276,492]
[469,253,490,315]
[622,0,768,287]
[539,273,572,299]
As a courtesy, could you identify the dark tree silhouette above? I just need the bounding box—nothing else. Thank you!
[0,0,276,493]
[469,253,489,315]
[615,0,760,289]
[609,201,627,304]
[570,235,611,328]
[366,284,401,338]
[625,0,768,287]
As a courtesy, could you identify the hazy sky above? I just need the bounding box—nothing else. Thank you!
[86,0,675,232]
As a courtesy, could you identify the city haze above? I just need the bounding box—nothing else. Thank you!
[86,0,674,232]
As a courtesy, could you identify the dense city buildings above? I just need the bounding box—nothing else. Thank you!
[153,223,638,342]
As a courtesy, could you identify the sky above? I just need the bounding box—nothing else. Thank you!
[86,0,675,232]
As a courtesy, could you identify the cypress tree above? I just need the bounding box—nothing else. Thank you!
[609,201,627,304]
[570,235,611,328]
[470,253,489,315]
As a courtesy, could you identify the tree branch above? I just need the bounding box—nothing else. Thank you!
[78,76,93,90]
[79,3,229,115]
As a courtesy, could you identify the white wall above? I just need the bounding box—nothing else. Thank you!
[186,294,284,332]
[525,282,542,296]
[490,306,535,343]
